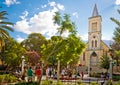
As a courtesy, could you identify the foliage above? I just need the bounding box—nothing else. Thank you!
[0,38,26,69]
[21,33,47,64]
[106,79,113,85]
[14,82,38,85]
[115,80,120,85]
[110,42,120,51]
[21,33,47,52]
[0,74,17,83]
[90,82,99,85]
[113,75,120,81]
[111,9,120,44]
[99,55,110,71]
[41,12,86,66]
[38,12,86,84]
[0,10,13,50]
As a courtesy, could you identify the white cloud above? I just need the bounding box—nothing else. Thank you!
[57,4,65,10]
[4,0,20,7]
[72,12,79,18]
[80,34,88,41]
[115,0,120,5]
[14,2,64,38]
[20,11,29,20]
[16,36,25,42]
[41,4,47,8]
[61,30,70,38]
[102,34,113,40]
[49,1,56,7]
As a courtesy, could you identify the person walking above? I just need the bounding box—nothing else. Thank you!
[27,67,33,82]
[35,66,41,81]
[21,67,27,81]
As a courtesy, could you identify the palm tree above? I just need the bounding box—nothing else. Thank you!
[53,12,61,26]
[53,12,77,82]
[111,9,120,44]
[0,11,13,50]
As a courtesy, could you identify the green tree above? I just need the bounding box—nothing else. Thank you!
[21,33,47,51]
[111,9,120,44]
[21,33,47,65]
[110,10,120,71]
[99,55,110,73]
[0,11,13,50]
[38,12,85,85]
[0,38,26,70]
[114,51,120,71]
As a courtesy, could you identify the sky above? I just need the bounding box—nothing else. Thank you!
[0,0,120,42]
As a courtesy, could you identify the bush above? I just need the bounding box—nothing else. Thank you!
[15,82,38,85]
[115,80,120,85]
[113,75,120,81]
[0,74,17,83]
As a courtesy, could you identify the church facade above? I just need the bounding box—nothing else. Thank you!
[80,4,110,73]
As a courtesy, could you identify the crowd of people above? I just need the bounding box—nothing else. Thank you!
[14,66,42,82]
[13,65,85,82]
[45,66,84,80]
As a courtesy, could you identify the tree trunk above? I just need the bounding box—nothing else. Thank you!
[38,69,43,85]
[57,60,60,82]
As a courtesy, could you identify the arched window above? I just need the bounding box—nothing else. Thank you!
[95,40,97,47]
[92,40,94,48]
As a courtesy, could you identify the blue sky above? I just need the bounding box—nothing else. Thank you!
[0,0,120,42]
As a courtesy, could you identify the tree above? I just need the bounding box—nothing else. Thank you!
[0,38,26,70]
[99,55,110,73]
[110,9,120,72]
[110,9,120,44]
[21,33,48,65]
[38,12,86,85]
[0,11,13,50]
[114,51,120,71]
[21,33,47,51]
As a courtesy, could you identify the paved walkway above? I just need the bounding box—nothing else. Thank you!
[41,74,108,85]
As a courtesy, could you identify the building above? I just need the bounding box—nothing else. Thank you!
[80,4,110,73]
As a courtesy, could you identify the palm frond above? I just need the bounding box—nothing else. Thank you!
[0,25,14,32]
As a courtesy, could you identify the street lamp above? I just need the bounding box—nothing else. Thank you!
[109,57,112,79]
[21,56,25,74]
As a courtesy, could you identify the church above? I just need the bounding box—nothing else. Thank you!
[80,4,110,73]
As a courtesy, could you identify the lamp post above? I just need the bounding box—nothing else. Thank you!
[109,57,112,79]
[21,56,25,74]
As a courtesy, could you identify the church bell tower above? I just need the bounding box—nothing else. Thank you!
[88,4,102,50]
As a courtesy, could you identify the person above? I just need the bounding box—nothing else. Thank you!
[46,66,49,80]
[35,66,41,81]
[81,71,84,80]
[101,72,104,78]
[61,68,65,78]
[21,67,27,81]
[27,67,33,82]
[48,67,52,79]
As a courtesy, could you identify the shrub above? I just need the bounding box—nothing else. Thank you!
[0,74,17,83]
[113,75,120,81]
[15,82,38,85]
[115,80,120,85]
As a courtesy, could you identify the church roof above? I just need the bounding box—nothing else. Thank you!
[92,4,99,17]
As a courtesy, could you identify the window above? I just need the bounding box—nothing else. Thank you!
[95,40,97,47]
[92,40,94,48]
[92,22,97,31]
